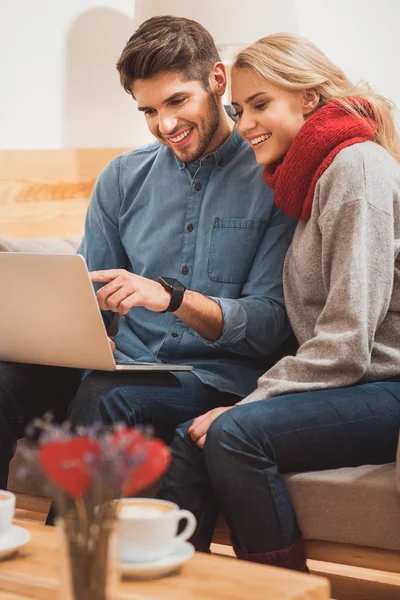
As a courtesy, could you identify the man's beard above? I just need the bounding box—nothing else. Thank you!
[161,93,220,163]
[190,93,220,162]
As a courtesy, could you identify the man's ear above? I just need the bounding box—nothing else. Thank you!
[208,62,228,97]
[302,88,320,116]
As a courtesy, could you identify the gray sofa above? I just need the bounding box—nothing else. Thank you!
[2,235,400,598]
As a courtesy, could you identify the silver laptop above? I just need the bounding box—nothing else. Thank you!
[0,253,192,372]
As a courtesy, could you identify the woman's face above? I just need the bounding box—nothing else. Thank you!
[231,68,310,166]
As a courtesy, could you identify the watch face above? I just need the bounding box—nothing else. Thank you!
[158,276,186,312]
[160,277,174,292]
[163,278,175,285]
[158,277,185,293]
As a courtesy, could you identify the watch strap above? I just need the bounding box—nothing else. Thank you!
[158,277,186,312]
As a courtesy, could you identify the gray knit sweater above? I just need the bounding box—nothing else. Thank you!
[240,141,400,404]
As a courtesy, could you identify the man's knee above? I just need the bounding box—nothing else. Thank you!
[68,371,117,425]
[0,362,81,424]
[69,371,168,428]
[0,362,31,402]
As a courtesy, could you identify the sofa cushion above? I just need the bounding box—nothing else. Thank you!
[285,463,400,551]
[0,236,82,254]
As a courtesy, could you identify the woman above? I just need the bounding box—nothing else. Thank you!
[157,33,400,571]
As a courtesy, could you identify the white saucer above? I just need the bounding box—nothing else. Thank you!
[0,525,31,560]
[120,542,195,580]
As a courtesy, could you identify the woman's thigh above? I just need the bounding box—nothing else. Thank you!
[222,381,400,473]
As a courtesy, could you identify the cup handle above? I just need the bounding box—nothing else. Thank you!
[174,510,197,545]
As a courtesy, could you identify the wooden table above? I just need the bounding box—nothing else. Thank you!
[0,520,330,600]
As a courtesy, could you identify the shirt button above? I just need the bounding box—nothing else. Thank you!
[161,359,167,364]
[179,162,184,168]
[171,332,178,338]
[187,224,194,232]
[194,182,202,191]
[181,266,189,275]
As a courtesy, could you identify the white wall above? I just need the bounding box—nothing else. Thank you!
[294,0,400,121]
[134,0,297,45]
[0,0,151,149]
[1,1,399,149]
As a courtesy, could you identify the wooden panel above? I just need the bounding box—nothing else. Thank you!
[212,524,400,599]
[210,543,235,557]
[213,517,400,573]
[212,527,232,546]
[305,540,400,574]
[0,148,130,239]
[15,493,51,516]
[309,559,400,600]
[0,148,130,183]
[0,520,330,600]
[0,199,89,239]
[14,509,46,524]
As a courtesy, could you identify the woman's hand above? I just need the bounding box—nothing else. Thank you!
[188,406,234,448]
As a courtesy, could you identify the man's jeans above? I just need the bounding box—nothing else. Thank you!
[157,380,400,556]
[0,362,237,490]
[67,369,238,442]
[0,362,82,489]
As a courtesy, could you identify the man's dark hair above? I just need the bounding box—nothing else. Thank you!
[116,15,221,95]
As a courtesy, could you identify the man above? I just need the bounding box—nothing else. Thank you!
[0,16,294,492]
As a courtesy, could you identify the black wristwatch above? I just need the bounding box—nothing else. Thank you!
[157,277,186,312]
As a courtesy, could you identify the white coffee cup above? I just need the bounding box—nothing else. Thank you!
[0,490,15,536]
[116,498,196,563]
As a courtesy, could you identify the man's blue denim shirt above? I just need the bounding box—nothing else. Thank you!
[79,127,296,399]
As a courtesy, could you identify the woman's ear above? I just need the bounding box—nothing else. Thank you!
[301,89,320,116]
[209,62,228,97]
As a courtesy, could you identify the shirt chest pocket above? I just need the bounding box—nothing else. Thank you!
[208,217,267,284]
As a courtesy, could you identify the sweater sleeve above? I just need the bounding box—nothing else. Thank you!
[238,196,394,404]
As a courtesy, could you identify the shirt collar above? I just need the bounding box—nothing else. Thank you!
[174,107,243,171]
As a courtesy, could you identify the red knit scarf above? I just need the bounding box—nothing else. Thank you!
[263,99,378,221]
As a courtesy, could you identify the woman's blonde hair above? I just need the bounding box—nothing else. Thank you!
[233,33,400,162]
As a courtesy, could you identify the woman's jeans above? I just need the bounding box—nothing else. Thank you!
[158,380,400,560]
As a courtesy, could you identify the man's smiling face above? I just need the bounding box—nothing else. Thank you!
[132,71,220,163]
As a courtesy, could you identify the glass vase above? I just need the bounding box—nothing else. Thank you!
[57,516,118,600]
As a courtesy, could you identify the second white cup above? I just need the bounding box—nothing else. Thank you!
[116,498,196,563]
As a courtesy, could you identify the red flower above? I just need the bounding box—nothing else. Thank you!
[38,427,171,500]
[110,430,170,496]
[39,437,101,499]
